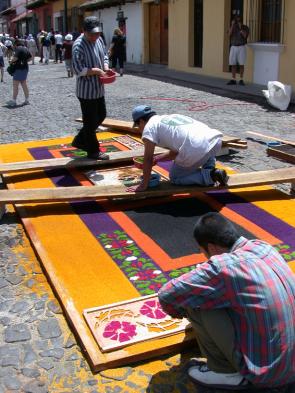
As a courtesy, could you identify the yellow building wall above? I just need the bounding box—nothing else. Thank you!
[169,0,231,78]
[167,0,264,83]
[278,0,295,86]
[52,0,82,14]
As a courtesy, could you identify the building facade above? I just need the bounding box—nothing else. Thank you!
[2,0,295,90]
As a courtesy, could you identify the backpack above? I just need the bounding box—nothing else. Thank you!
[43,36,51,47]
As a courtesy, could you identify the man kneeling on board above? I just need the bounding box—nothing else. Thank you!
[128,105,228,192]
[158,213,295,390]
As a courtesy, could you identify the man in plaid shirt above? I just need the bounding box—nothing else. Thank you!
[158,212,295,390]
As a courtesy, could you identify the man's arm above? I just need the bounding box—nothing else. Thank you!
[240,25,249,39]
[127,139,156,192]
[153,150,178,165]
[72,45,106,77]
[158,261,226,319]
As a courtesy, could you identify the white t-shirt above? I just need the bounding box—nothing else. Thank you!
[55,34,63,45]
[142,114,223,167]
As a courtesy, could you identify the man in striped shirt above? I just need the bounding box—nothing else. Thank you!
[158,212,295,390]
[72,16,109,160]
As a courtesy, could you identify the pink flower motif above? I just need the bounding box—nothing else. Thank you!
[102,320,137,342]
[122,249,133,256]
[139,299,166,319]
[149,283,163,291]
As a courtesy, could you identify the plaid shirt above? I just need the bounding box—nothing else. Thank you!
[158,237,295,387]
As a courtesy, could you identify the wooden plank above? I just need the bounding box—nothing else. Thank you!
[247,131,295,147]
[1,167,295,204]
[226,142,248,149]
[0,147,167,174]
[77,117,243,145]
[267,144,295,164]
[75,117,141,134]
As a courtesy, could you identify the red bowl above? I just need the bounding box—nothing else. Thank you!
[100,70,116,84]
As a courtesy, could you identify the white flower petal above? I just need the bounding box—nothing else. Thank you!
[125,256,137,261]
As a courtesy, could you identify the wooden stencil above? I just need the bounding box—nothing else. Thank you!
[83,294,191,352]
[86,166,160,188]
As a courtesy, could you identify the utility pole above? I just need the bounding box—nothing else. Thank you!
[64,0,68,33]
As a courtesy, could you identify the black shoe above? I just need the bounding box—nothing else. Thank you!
[87,151,110,160]
[211,169,229,186]
[72,137,86,151]
[239,80,245,86]
[227,79,237,85]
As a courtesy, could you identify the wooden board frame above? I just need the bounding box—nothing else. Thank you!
[0,146,167,174]
[76,117,246,146]
[247,131,295,147]
[267,144,295,165]
[1,167,295,204]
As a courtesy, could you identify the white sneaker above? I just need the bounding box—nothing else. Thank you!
[188,364,249,390]
[6,100,16,107]
[23,100,30,105]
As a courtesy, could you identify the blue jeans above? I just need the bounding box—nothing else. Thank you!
[169,140,222,186]
[169,156,216,186]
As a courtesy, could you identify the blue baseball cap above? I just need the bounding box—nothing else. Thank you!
[132,105,156,126]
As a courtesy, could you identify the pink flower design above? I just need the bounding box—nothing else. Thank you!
[139,299,166,319]
[148,283,163,291]
[102,320,137,342]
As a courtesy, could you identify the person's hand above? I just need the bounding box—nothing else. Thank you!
[126,183,147,193]
[94,68,105,77]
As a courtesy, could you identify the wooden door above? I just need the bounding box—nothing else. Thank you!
[160,0,168,64]
[149,0,168,65]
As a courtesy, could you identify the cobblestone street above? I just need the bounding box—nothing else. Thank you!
[0,59,294,393]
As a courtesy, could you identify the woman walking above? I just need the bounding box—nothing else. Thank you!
[108,28,126,76]
[6,40,31,107]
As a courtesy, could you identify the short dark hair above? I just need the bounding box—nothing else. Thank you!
[83,16,101,33]
[193,212,240,251]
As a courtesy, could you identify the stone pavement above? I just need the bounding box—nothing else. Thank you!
[0,58,294,393]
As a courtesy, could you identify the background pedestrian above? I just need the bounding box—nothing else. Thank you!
[109,28,126,76]
[63,34,74,77]
[6,39,31,107]
[26,34,37,65]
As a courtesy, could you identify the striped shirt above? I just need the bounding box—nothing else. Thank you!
[72,34,109,99]
[158,237,295,387]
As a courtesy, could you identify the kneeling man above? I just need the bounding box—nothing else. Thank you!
[129,105,228,192]
[158,213,295,390]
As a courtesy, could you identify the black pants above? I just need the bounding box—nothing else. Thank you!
[55,44,62,62]
[111,54,124,69]
[75,96,106,154]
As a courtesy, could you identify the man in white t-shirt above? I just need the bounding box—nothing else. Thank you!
[54,31,63,63]
[129,105,228,192]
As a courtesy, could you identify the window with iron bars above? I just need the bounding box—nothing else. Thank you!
[244,0,285,44]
